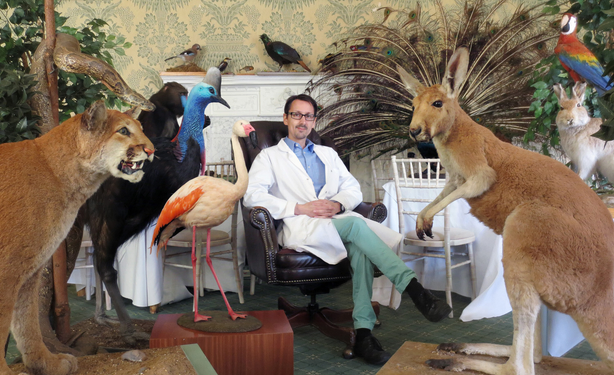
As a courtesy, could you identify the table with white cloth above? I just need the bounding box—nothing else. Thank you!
[69,212,246,309]
[372,181,585,357]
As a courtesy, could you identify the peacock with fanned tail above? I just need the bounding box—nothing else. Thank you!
[307,0,558,157]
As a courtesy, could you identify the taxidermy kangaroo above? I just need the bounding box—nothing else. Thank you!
[398,48,614,374]
[0,101,154,375]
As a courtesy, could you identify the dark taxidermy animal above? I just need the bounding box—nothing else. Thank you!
[307,0,557,156]
[86,68,229,344]
[260,33,311,72]
[139,82,187,140]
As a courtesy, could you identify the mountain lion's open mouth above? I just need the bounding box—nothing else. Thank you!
[118,160,144,175]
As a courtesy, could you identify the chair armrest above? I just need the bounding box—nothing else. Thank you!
[353,202,387,223]
[241,203,279,283]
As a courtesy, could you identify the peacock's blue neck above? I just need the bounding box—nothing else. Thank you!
[176,97,207,163]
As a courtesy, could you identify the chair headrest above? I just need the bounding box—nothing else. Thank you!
[238,121,337,171]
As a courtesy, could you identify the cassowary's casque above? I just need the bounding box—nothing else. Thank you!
[260,34,311,72]
[307,0,557,157]
[152,120,257,323]
[86,68,229,344]
[554,13,613,96]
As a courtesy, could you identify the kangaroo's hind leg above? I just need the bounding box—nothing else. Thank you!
[427,203,544,375]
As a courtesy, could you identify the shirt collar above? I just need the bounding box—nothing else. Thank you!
[283,137,315,152]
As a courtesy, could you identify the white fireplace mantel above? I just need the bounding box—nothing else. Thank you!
[160,72,316,162]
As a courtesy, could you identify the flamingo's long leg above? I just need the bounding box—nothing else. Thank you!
[205,228,247,321]
[192,226,211,322]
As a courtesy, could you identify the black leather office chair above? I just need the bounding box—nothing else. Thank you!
[238,121,386,358]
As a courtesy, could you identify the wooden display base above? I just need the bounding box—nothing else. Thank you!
[150,310,293,375]
[377,341,609,374]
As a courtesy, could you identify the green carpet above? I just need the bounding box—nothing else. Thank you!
[6,279,599,374]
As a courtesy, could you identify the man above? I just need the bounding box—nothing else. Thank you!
[243,94,451,365]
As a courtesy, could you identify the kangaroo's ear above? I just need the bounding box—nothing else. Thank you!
[81,100,108,132]
[553,83,567,103]
[396,65,424,97]
[442,47,469,99]
[572,81,587,103]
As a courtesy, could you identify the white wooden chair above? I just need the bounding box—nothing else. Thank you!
[162,161,248,305]
[390,156,477,317]
[371,158,394,203]
[73,228,111,309]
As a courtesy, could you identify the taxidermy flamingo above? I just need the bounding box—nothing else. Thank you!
[86,67,228,344]
[151,120,257,322]
[555,13,613,96]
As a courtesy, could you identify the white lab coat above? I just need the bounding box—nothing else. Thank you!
[244,139,401,264]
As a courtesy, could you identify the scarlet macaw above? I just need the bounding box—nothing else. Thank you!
[554,13,612,96]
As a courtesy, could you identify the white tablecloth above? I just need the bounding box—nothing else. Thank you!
[375,181,585,357]
[70,212,246,308]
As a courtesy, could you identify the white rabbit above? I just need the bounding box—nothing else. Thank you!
[553,81,614,182]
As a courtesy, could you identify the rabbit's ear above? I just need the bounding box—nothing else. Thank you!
[553,84,567,103]
[573,82,587,103]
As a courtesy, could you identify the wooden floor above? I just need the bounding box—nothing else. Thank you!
[377,341,609,375]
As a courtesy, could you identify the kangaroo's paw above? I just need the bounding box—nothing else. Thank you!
[426,358,465,371]
[438,342,467,354]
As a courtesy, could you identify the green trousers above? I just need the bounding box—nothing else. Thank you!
[332,216,416,330]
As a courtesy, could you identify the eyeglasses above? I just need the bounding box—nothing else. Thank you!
[288,112,316,121]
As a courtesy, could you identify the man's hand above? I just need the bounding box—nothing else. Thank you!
[295,200,342,218]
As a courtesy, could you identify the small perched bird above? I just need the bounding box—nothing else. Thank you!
[152,120,258,323]
[259,34,311,72]
[555,13,612,96]
[165,43,202,65]
[217,57,232,72]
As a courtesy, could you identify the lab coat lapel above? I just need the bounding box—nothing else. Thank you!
[278,139,310,175]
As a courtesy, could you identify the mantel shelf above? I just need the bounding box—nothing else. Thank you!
[160,71,317,89]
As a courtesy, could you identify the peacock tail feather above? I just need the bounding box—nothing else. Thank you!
[307,0,559,157]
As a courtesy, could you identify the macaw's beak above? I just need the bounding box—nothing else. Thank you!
[249,130,258,148]
[213,95,230,109]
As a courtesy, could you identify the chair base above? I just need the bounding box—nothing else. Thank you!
[278,296,380,359]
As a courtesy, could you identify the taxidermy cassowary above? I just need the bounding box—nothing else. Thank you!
[139,82,211,140]
[307,0,557,156]
[139,82,188,140]
[554,13,613,96]
[260,34,311,72]
[86,67,229,344]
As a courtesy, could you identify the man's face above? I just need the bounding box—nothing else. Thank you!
[283,99,316,146]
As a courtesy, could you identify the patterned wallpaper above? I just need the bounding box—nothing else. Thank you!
[56,0,440,98]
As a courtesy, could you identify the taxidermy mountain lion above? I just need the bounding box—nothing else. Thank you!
[0,101,154,375]
[398,48,614,374]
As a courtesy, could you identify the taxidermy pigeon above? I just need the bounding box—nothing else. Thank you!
[259,34,311,72]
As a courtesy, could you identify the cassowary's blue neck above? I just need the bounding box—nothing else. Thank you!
[176,98,206,165]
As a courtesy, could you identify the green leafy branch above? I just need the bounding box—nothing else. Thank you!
[0,0,132,142]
